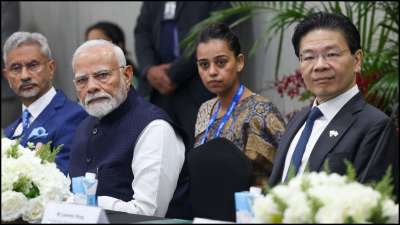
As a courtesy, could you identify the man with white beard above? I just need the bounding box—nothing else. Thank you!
[68,40,186,217]
[2,31,87,175]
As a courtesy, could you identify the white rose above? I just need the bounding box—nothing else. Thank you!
[1,138,18,158]
[284,192,311,223]
[6,155,39,179]
[252,195,280,223]
[1,162,17,192]
[341,183,380,223]
[2,137,72,223]
[308,185,340,205]
[1,191,28,222]
[272,185,298,200]
[22,196,45,222]
[315,203,346,223]
[286,175,304,189]
[307,172,346,188]
[382,199,399,224]
[34,164,71,201]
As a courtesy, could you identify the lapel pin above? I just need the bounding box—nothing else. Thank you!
[329,130,338,138]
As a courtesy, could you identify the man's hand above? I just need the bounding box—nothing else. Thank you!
[146,64,170,91]
[158,72,176,95]
[35,142,43,151]
[146,64,176,95]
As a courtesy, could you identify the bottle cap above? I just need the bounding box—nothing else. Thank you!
[85,172,96,180]
[249,186,262,195]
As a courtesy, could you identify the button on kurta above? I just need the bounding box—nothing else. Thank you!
[92,128,98,135]
[86,158,92,163]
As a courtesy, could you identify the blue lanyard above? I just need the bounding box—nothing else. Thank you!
[201,84,244,145]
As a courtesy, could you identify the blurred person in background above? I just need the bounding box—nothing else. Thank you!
[134,1,232,150]
[86,21,139,89]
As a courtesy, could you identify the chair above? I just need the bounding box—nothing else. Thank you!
[188,138,253,222]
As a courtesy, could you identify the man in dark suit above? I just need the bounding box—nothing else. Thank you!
[3,31,87,175]
[134,1,231,150]
[269,12,398,198]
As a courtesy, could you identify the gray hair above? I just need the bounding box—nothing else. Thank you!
[72,39,126,71]
[3,31,53,64]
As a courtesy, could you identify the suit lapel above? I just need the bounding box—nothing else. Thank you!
[4,118,21,138]
[308,93,365,171]
[272,106,310,181]
[21,91,65,144]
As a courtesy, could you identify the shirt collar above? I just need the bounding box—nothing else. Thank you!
[313,85,360,121]
[22,87,57,120]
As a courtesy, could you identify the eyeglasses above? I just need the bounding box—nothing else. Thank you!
[299,49,350,65]
[73,66,125,89]
[6,60,48,76]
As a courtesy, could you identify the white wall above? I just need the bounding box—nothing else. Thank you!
[19,1,143,100]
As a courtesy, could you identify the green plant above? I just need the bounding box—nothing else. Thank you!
[181,1,399,116]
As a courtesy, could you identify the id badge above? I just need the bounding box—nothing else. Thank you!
[163,1,176,20]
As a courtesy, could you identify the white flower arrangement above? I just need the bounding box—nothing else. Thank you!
[1,137,72,223]
[252,167,399,223]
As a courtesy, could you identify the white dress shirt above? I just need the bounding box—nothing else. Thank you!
[281,85,359,181]
[97,119,185,217]
[13,87,56,137]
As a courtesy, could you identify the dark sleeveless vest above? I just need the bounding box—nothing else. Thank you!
[68,88,183,201]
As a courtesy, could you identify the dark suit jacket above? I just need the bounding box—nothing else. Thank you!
[269,93,399,198]
[134,1,231,148]
[135,1,230,88]
[4,90,88,175]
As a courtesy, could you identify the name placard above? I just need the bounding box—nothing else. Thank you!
[41,202,109,223]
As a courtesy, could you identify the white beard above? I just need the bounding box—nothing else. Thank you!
[81,81,128,119]
[19,88,40,98]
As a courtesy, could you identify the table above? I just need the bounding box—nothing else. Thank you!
[105,210,191,224]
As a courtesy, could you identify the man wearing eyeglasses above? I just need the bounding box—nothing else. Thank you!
[269,12,398,198]
[68,39,186,217]
[2,31,88,175]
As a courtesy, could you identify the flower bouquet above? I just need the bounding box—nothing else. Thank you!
[252,165,399,223]
[1,137,72,223]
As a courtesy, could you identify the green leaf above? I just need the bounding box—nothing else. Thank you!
[303,163,311,173]
[25,182,40,199]
[270,213,284,224]
[344,160,356,182]
[35,141,63,163]
[284,164,297,184]
[270,192,287,223]
[263,182,271,194]
[368,198,390,223]
[12,176,40,199]
[322,159,331,174]
[7,139,22,159]
[344,216,355,223]
[307,195,323,223]
[300,176,311,192]
[373,166,395,200]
